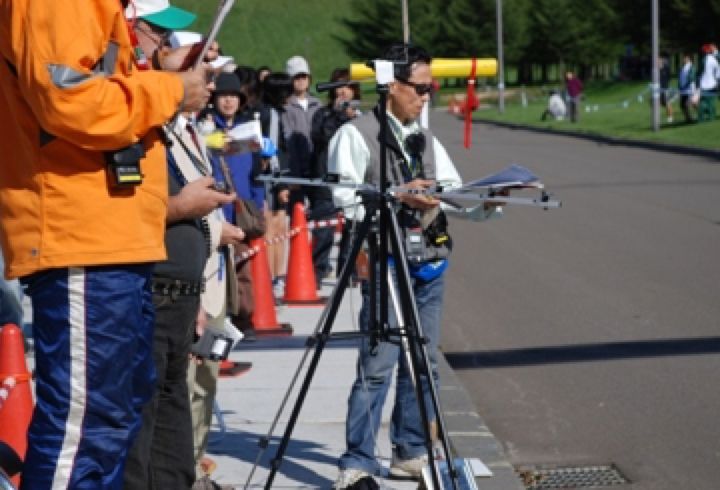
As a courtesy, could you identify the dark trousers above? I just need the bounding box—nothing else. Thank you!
[336,220,358,283]
[309,199,336,288]
[568,96,580,123]
[123,292,199,490]
[680,94,694,122]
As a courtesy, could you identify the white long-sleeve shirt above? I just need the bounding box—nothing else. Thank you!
[699,54,719,91]
[327,111,462,221]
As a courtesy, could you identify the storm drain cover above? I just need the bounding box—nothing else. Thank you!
[515,464,629,489]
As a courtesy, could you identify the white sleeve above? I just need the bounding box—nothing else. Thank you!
[328,124,371,220]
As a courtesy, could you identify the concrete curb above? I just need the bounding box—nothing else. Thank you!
[471,117,720,162]
[438,355,525,490]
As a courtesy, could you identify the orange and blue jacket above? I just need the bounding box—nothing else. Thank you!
[0,0,185,279]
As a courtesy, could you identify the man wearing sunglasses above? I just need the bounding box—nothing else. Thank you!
[329,43,499,488]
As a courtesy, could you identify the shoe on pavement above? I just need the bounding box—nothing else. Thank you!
[389,453,428,480]
[272,278,285,297]
[333,468,372,489]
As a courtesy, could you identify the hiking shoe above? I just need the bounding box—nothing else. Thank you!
[389,453,428,480]
[333,468,371,489]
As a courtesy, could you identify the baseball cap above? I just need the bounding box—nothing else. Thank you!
[126,0,197,30]
[286,56,310,78]
[168,31,234,69]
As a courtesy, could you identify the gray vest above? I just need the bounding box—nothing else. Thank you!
[350,108,451,265]
[350,107,437,188]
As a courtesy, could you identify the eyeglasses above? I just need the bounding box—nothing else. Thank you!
[135,21,171,47]
[395,77,434,96]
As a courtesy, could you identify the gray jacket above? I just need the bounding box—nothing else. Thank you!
[281,94,322,177]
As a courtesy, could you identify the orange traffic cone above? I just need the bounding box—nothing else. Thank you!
[283,203,327,306]
[249,238,293,336]
[0,323,33,487]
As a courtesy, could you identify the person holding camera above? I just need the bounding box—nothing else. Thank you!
[310,68,362,288]
[328,44,499,489]
[0,0,213,486]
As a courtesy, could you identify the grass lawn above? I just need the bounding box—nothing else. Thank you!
[467,81,719,151]
[172,0,355,84]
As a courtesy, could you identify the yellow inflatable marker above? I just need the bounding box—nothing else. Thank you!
[350,58,497,80]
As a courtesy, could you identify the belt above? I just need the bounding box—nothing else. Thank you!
[151,277,205,298]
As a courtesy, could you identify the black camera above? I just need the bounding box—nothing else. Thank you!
[338,100,361,112]
[190,328,233,361]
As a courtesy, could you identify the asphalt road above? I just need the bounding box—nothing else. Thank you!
[430,111,720,490]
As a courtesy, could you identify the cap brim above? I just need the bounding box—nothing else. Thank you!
[210,56,234,69]
[142,6,197,30]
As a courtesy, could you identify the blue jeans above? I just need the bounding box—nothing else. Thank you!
[339,267,444,474]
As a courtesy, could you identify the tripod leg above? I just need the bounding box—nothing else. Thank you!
[386,207,460,490]
[262,210,375,489]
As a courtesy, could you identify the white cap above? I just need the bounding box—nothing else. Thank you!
[168,31,234,69]
[168,30,201,48]
[286,55,310,78]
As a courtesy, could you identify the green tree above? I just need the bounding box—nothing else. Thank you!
[664,0,720,53]
[338,0,439,60]
[520,0,620,81]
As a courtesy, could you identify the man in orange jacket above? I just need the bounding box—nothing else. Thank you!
[0,0,215,487]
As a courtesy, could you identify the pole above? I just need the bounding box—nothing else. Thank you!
[402,0,410,44]
[651,0,659,131]
[496,0,505,113]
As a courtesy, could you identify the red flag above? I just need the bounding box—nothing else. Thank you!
[464,58,478,149]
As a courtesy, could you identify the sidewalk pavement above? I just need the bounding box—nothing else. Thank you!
[19,266,524,489]
[203,275,525,490]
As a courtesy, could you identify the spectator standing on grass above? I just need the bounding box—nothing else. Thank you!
[565,71,583,123]
[697,43,719,121]
[659,54,674,123]
[678,54,696,123]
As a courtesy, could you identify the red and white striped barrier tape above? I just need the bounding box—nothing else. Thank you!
[306,217,345,231]
[235,217,345,261]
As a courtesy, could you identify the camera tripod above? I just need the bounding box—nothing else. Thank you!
[245,82,460,490]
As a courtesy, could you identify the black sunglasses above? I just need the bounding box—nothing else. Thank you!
[395,77,434,96]
[136,21,171,46]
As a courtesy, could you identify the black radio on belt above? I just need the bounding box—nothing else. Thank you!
[105,142,145,187]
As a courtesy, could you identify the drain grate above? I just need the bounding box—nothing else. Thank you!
[516,464,629,489]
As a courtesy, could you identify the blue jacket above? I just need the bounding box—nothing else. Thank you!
[210,112,265,223]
